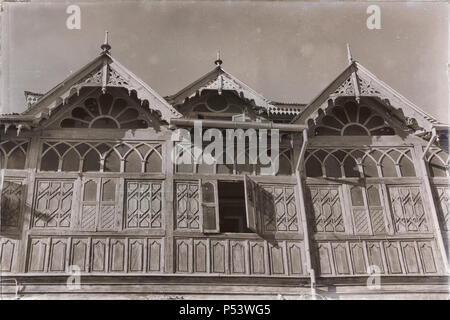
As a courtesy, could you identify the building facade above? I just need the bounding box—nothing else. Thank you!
[0,39,449,299]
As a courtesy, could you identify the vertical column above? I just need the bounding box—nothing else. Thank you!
[413,144,449,273]
[163,138,175,273]
[18,135,41,272]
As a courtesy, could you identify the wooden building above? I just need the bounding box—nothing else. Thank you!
[0,38,449,299]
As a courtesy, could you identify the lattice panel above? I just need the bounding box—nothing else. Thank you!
[33,181,74,228]
[309,186,345,232]
[0,180,23,229]
[175,181,200,230]
[434,186,450,231]
[260,185,299,232]
[388,186,428,233]
[126,181,162,228]
[352,209,369,234]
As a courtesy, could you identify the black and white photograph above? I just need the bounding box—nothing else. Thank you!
[0,0,449,302]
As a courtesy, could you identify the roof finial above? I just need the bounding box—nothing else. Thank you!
[101,30,111,53]
[346,43,353,65]
[214,50,223,67]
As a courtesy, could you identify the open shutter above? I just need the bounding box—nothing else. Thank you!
[200,179,220,233]
[244,175,258,232]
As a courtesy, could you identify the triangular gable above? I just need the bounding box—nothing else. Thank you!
[166,65,275,111]
[292,61,441,133]
[2,51,182,131]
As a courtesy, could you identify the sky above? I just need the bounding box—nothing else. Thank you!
[2,1,449,121]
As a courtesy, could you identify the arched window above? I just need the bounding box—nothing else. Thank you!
[83,149,100,172]
[399,153,416,177]
[362,155,379,177]
[428,150,449,177]
[380,155,397,177]
[60,93,150,129]
[145,149,162,173]
[104,150,121,172]
[324,155,341,178]
[40,148,59,171]
[62,149,80,171]
[314,102,395,136]
[343,156,360,177]
[305,155,322,177]
[7,147,26,169]
[124,150,142,172]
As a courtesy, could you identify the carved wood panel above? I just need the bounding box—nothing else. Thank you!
[308,186,345,233]
[175,181,200,230]
[33,180,74,228]
[316,240,440,276]
[0,238,19,273]
[175,238,304,276]
[27,236,163,273]
[1,179,23,231]
[260,185,299,232]
[125,181,162,228]
[433,186,450,231]
[388,186,428,233]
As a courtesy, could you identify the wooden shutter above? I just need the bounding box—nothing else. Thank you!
[244,175,258,232]
[200,179,220,233]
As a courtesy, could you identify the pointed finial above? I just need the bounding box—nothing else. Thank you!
[101,30,111,53]
[346,43,353,65]
[214,50,223,67]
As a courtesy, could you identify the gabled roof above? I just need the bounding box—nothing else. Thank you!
[166,61,277,112]
[0,40,182,133]
[291,59,443,133]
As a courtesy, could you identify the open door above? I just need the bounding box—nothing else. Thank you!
[244,175,258,232]
[200,179,220,233]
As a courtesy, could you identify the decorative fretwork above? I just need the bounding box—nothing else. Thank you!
[40,140,162,173]
[260,185,299,232]
[314,101,395,136]
[33,181,74,228]
[0,140,28,169]
[126,181,162,228]
[388,186,428,233]
[175,181,200,230]
[433,186,450,231]
[358,77,381,95]
[308,186,345,233]
[0,180,23,229]
[59,92,150,129]
[305,147,416,178]
[334,78,354,95]
[175,141,293,176]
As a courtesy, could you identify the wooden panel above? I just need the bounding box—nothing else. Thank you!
[211,240,226,273]
[250,241,266,274]
[194,240,207,273]
[49,238,67,272]
[401,242,419,274]
[384,242,403,274]
[332,243,350,275]
[269,243,285,275]
[349,242,367,275]
[367,242,385,273]
[0,239,18,272]
[287,242,303,275]
[70,238,89,272]
[28,238,49,272]
[318,243,332,275]
[91,239,107,272]
[148,239,162,272]
[230,241,246,274]
[1,180,23,230]
[109,239,126,272]
[128,239,145,272]
[418,241,437,274]
[176,240,190,273]
[33,180,74,228]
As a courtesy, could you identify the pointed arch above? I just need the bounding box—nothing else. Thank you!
[305,153,323,177]
[83,148,101,172]
[324,154,342,178]
[40,148,60,171]
[380,153,397,177]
